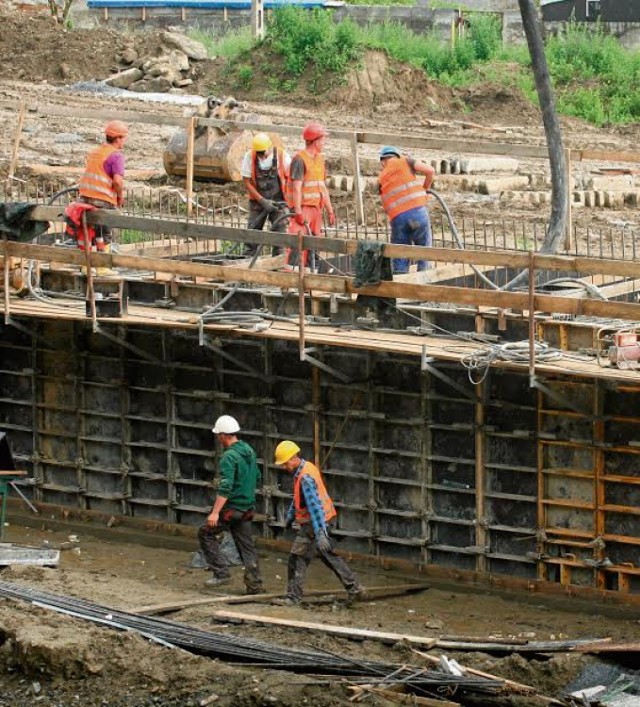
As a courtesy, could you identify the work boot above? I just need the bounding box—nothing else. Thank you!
[346,585,368,605]
[271,596,300,607]
[204,575,232,588]
[245,587,267,596]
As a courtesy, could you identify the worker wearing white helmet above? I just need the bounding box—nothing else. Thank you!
[240,132,292,257]
[272,440,366,606]
[198,414,264,593]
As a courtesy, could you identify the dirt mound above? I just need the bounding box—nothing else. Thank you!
[0,8,166,86]
[333,50,458,117]
[461,81,541,126]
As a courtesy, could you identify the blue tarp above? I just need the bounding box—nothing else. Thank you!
[88,0,329,8]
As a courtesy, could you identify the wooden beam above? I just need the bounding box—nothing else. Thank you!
[131,582,430,615]
[1,99,639,165]
[214,610,439,648]
[28,206,640,280]
[3,239,640,323]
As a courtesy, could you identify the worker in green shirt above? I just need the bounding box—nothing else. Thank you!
[198,415,264,593]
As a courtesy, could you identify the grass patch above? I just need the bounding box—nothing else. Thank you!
[189,26,255,59]
[545,23,640,125]
[265,7,360,82]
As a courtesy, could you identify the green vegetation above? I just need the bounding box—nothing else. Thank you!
[545,23,640,125]
[265,7,360,82]
[357,14,503,85]
[190,26,254,58]
[188,11,640,125]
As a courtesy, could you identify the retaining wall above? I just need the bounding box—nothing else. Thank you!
[2,272,640,597]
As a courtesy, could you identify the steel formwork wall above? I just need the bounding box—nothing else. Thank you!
[1,317,640,595]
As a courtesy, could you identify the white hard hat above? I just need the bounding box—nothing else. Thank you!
[212,415,240,435]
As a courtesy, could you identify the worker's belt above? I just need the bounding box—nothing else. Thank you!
[221,509,254,523]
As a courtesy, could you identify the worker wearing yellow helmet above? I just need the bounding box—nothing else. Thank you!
[272,440,366,606]
[240,132,292,257]
[76,120,129,276]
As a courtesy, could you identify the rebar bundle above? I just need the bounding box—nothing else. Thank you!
[0,581,502,700]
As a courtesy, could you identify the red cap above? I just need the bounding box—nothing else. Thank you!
[105,120,129,138]
[302,121,327,142]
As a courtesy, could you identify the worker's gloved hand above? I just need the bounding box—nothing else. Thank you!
[327,211,336,226]
[294,212,306,227]
[260,197,278,213]
[316,529,331,553]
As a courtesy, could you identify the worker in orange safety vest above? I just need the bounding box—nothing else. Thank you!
[77,120,128,275]
[283,121,335,271]
[271,439,366,606]
[378,145,435,274]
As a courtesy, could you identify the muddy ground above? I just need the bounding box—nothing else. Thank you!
[1,522,640,707]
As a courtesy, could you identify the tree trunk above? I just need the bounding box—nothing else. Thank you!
[502,0,567,291]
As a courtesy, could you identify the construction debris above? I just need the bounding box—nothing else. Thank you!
[0,543,60,567]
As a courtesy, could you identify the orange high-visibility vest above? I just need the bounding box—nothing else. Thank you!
[285,151,325,209]
[293,461,336,525]
[378,156,427,222]
[249,147,288,201]
[79,144,119,206]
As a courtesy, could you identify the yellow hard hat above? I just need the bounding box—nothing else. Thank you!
[274,440,300,466]
[252,132,272,152]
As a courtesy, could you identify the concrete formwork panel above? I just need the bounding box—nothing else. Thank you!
[2,305,640,597]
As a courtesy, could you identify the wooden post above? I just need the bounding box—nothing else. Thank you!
[350,133,364,225]
[186,117,196,219]
[251,0,265,40]
[564,147,573,251]
[181,6,186,21]
[7,102,26,191]
[528,249,535,386]
[2,239,10,325]
[81,212,97,331]
[297,230,306,362]
[312,366,321,468]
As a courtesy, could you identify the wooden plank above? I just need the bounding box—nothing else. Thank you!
[131,582,430,615]
[1,99,638,166]
[6,237,640,321]
[7,102,26,185]
[214,610,439,648]
[28,206,640,279]
[186,116,195,218]
[574,149,640,164]
[15,102,187,128]
[355,131,550,159]
[576,640,640,654]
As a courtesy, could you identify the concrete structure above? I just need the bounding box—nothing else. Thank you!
[2,205,640,602]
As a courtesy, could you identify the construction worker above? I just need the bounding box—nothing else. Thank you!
[272,440,366,606]
[75,120,128,276]
[241,132,291,257]
[284,121,335,271]
[198,415,264,594]
[378,145,435,274]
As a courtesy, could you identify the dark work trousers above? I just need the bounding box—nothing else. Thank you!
[244,200,288,257]
[286,523,361,600]
[198,508,263,593]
